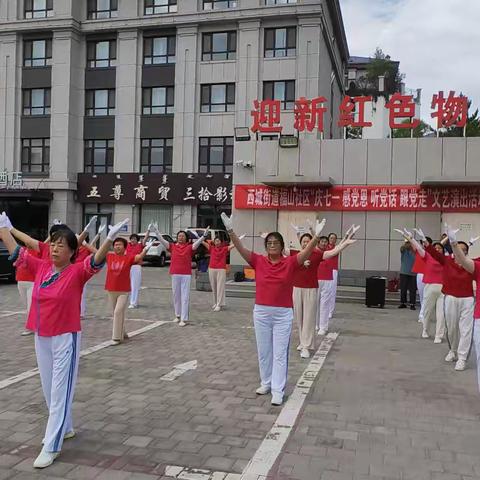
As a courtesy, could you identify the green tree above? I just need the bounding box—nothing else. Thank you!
[392,119,434,138]
[441,103,480,137]
[365,48,403,94]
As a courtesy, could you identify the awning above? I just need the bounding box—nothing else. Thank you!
[0,189,53,200]
[421,176,480,186]
[260,176,334,187]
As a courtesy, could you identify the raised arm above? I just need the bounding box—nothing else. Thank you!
[221,213,252,264]
[192,227,210,251]
[447,225,474,274]
[396,228,426,257]
[94,219,129,265]
[296,219,326,265]
[10,227,40,251]
[323,234,356,259]
[78,215,97,246]
[134,239,154,263]
[151,224,171,249]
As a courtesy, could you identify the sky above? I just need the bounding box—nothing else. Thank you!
[340,0,479,126]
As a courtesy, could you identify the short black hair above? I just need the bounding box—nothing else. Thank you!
[129,234,140,242]
[328,232,337,239]
[113,237,128,248]
[49,223,68,236]
[50,227,78,263]
[299,233,313,243]
[433,242,445,253]
[177,230,189,242]
[318,235,328,242]
[264,232,285,251]
[425,236,433,245]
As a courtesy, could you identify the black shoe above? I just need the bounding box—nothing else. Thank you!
[398,304,407,309]
[410,305,416,310]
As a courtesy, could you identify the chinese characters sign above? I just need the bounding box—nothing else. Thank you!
[0,171,24,189]
[78,173,232,205]
[251,91,467,133]
[235,185,480,212]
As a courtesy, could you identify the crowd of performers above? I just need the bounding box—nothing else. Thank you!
[9,208,480,469]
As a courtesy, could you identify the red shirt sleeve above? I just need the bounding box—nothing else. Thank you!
[425,244,445,265]
[249,252,259,268]
[15,247,44,276]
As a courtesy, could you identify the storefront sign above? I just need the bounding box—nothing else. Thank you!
[251,91,467,133]
[235,185,480,212]
[78,173,232,205]
[0,171,25,189]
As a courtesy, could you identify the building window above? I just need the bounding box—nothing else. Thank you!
[265,0,297,4]
[23,39,52,67]
[263,80,295,110]
[21,138,50,174]
[87,40,116,68]
[202,32,236,61]
[145,0,177,15]
[141,139,173,173]
[85,89,115,116]
[201,84,235,113]
[84,140,114,173]
[87,0,118,19]
[25,0,53,18]
[23,89,51,116]
[142,87,174,115]
[143,36,176,65]
[265,27,296,58]
[199,137,233,173]
[203,0,237,9]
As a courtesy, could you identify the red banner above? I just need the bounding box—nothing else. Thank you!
[234,185,480,212]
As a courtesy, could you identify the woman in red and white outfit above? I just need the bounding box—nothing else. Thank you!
[208,235,242,312]
[327,232,339,320]
[127,231,148,309]
[0,212,125,469]
[222,213,327,406]
[105,236,152,344]
[411,232,431,324]
[316,236,334,336]
[292,231,355,359]
[153,225,209,326]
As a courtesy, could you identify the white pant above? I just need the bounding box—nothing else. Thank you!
[253,304,293,397]
[209,268,226,307]
[172,274,191,321]
[473,322,480,392]
[444,295,474,361]
[35,332,81,453]
[17,281,33,322]
[317,280,333,332]
[328,270,338,319]
[129,265,142,307]
[422,283,445,338]
[293,287,317,350]
[417,273,425,321]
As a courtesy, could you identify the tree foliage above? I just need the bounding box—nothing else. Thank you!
[392,120,434,138]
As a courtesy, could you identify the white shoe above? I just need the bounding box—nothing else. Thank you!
[110,339,121,346]
[173,316,180,323]
[318,329,327,336]
[417,317,423,323]
[42,430,75,445]
[213,306,221,312]
[455,359,466,371]
[256,385,270,395]
[296,345,302,351]
[128,304,135,309]
[21,330,34,336]
[445,351,457,362]
[433,336,442,344]
[212,304,217,310]
[300,348,310,359]
[33,449,59,468]
[421,330,429,339]
[179,320,186,327]
[271,392,283,406]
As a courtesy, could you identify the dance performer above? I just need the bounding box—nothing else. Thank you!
[327,232,339,320]
[221,212,326,406]
[127,230,148,309]
[411,231,432,323]
[105,236,153,345]
[152,225,209,326]
[398,239,416,310]
[0,212,127,468]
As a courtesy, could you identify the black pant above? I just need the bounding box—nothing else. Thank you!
[400,274,417,305]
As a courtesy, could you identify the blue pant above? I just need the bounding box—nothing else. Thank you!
[253,305,293,397]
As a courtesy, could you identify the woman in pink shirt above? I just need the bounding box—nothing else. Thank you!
[221,213,326,406]
[0,212,127,469]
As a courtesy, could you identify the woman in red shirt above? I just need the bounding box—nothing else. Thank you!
[105,237,151,344]
[0,212,124,469]
[126,231,148,309]
[411,233,432,324]
[153,225,209,326]
[292,232,355,359]
[221,213,326,406]
[208,236,242,312]
[327,232,339,320]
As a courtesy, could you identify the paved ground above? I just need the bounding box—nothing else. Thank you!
[0,266,479,480]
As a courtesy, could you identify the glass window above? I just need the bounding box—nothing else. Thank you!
[202,31,236,61]
[203,0,237,9]
[198,137,233,173]
[87,0,118,19]
[265,0,297,4]
[85,89,116,116]
[265,27,296,58]
[200,84,235,113]
[144,0,177,15]
[140,139,173,173]
[143,36,176,64]
[142,87,174,115]
[21,138,50,174]
[25,0,53,19]
[87,39,116,68]
[23,88,51,116]
[24,39,52,67]
[263,80,295,110]
[84,139,114,173]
